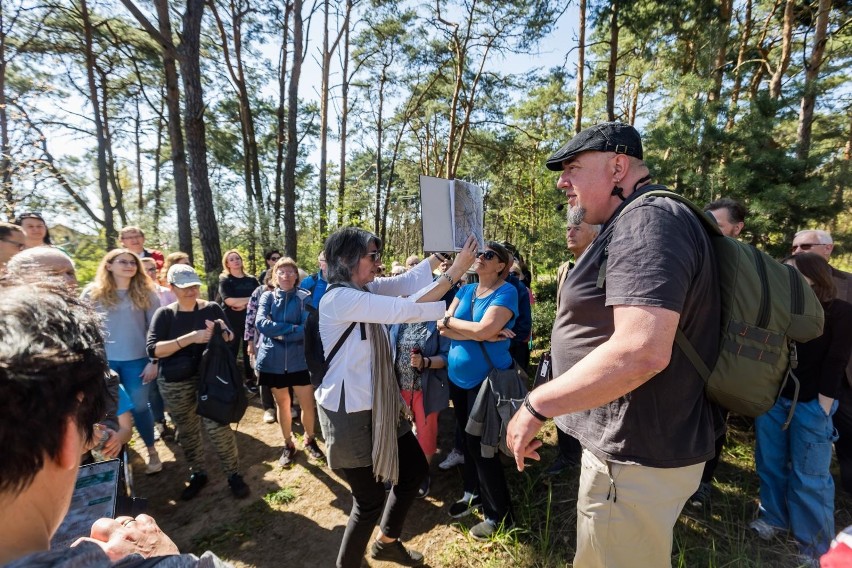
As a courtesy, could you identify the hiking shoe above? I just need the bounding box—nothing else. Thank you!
[688,482,712,511]
[278,443,297,467]
[370,539,424,566]
[305,438,326,460]
[416,475,430,499]
[263,409,277,424]
[749,518,781,541]
[438,448,465,470]
[180,472,208,501]
[470,519,498,540]
[145,452,163,475]
[154,420,173,441]
[228,473,250,499]
[545,453,579,476]
[448,494,481,518]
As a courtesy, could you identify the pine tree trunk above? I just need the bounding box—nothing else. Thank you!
[80,0,116,249]
[179,0,222,290]
[283,0,303,259]
[574,0,585,134]
[796,0,831,162]
[153,0,194,259]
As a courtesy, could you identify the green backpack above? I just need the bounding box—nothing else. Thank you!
[600,187,825,424]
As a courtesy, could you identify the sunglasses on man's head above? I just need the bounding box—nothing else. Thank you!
[476,251,498,261]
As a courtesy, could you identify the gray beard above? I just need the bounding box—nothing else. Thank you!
[567,206,586,225]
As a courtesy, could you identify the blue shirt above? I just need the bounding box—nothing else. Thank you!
[301,270,328,309]
[506,273,532,342]
[448,282,518,389]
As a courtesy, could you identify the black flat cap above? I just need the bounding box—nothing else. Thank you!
[545,122,643,171]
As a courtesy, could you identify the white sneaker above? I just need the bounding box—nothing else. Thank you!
[749,518,780,541]
[146,452,163,475]
[438,448,465,470]
[263,409,277,424]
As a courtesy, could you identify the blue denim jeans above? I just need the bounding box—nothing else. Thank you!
[110,358,156,447]
[755,396,839,557]
[148,378,166,423]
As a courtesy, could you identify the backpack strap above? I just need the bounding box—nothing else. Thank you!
[596,185,721,290]
[327,321,357,365]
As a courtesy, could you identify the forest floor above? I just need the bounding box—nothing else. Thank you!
[130,398,852,568]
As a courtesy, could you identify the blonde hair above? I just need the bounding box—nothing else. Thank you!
[89,248,154,309]
[272,256,300,287]
[221,249,244,277]
[165,251,190,273]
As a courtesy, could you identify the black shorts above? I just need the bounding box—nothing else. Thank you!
[258,370,311,389]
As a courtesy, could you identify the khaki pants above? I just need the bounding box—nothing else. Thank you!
[574,449,703,568]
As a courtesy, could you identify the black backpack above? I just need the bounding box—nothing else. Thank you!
[196,322,248,425]
[304,283,365,387]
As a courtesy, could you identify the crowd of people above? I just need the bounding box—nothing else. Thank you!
[1,122,852,568]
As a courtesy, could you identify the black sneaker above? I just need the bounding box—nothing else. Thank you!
[305,438,326,460]
[370,539,424,566]
[228,473,250,499]
[448,494,481,518]
[279,444,296,467]
[416,475,430,499]
[688,482,712,511]
[180,471,208,501]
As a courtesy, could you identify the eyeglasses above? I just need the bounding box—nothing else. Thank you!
[277,269,297,277]
[791,243,826,252]
[476,251,498,261]
[1,238,25,250]
[270,256,281,262]
[112,259,137,267]
[364,251,382,262]
[145,267,158,275]
[120,234,142,241]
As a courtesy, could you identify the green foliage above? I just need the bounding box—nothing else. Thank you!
[263,487,297,506]
[531,298,555,351]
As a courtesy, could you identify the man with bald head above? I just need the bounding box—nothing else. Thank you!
[507,122,720,568]
[5,246,77,288]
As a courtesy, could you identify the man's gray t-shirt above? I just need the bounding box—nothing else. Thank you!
[552,190,720,468]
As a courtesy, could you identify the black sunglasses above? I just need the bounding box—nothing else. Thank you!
[476,251,498,261]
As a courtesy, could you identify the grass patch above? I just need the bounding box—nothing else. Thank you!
[263,486,297,506]
[438,418,851,567]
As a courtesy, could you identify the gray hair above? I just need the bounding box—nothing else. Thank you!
[323,227,381,284]
[794,229,832,244]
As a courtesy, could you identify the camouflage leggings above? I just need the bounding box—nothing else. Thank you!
[157,377,240,476]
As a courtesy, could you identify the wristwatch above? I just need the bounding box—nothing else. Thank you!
[149,357,159,365]
[442,315,451,329]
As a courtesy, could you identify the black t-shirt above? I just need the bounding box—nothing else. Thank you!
[551,189,720,468]
[146,301,232,380]
[219,274,260,325]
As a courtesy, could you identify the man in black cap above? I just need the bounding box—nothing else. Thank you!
[507,122,720,568]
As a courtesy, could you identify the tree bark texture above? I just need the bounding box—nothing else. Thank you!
[179,0,222,290]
